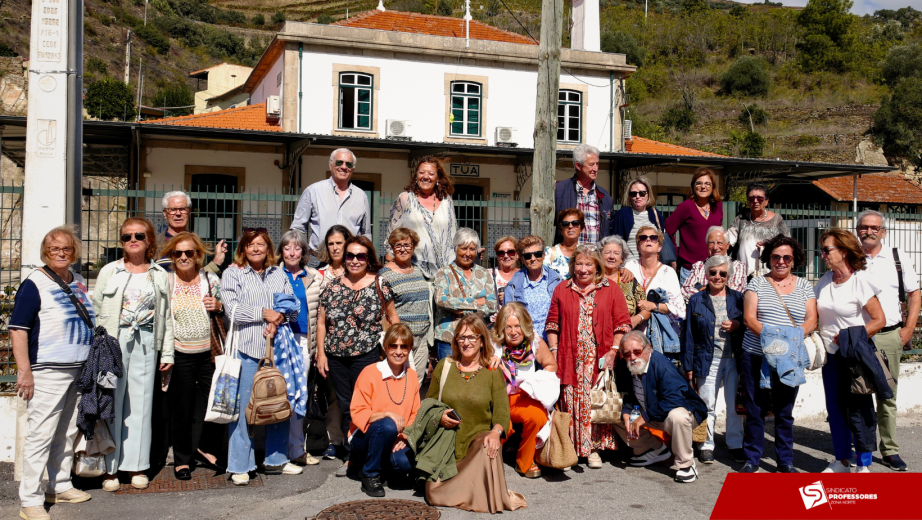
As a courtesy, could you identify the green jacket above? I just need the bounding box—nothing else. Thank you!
[404,398,457,483]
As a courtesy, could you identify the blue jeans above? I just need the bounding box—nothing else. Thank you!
[350,417,414,478]
[435,340,453,361]
[696,356,744,451]
[823,352,876,465]
[740,351,799,466]
[228,353,290,474]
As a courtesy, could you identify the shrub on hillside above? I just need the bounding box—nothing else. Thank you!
[719,56,770,96]
[316,14,334,24]
[881,44,922,87]
[135,24,170,54]
[873,77,922,169]
[272,11,286,25]
[796,134,821,147]
[437,0,453,16]
[682,0,708,14]
[252,13,266,25]
[86,56,109,75]
[738,103,768,127]
[729,4,748,16]
[727,130,765,157]
[0,43,18,57]
[217,10,247,24]
[661,105,696,133]
[152,82,194,116]
[600,30,646,67]
[795,0,857,73]
[205,29,244,58]
[85,77,135,121]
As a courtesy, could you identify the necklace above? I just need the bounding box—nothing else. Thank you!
[393,263,414,274]
[328,265,344,277]
[385,374,408,405]
[770,275,794,288]
[832,270,853,284]
[696,201,710,218]
[750,211,770,223]
[457,361,481,382]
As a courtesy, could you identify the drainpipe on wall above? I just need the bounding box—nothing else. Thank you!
[298,43,303,134]
[853,175,858,212]
[609,71,614,153]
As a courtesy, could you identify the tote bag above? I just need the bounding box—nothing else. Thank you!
[535,409,578,469]
[205,308,241,424]
[589,367,623,424]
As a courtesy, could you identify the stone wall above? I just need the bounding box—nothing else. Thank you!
[0,57,27,116]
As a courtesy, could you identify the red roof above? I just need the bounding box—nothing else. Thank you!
[627,137,724,157]
[333,10,536,45]
[142,102,282,132]
[812,172,922,205]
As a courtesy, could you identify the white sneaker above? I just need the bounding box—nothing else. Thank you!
[231,473,249,486]
[587,452,603,469]
[822,460,853,473]
[101,476,120,492]
[281,462,303,475]
[130,474,148,489]
[856,466,870,474]
[630,444,672,467]
[675,462,698,483]
[846,455,857,467]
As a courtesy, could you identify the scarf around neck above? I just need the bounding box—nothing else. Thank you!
[500,338,536,394]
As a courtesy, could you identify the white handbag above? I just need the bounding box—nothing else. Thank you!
[205,308,242,424]
[589,367,623,424]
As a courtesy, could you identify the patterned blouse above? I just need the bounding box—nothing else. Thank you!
[543,244,572,280]
[119,271,155,331]
[386,191,457,280]
[434,262,498,343]
[321,276,393,357]
[170,271,222,354]
[378,266,430,337]
[614,277,645,317]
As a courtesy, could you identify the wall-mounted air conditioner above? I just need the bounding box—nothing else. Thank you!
[495,127,518,147]
[386,119,413,140]
[623,120,633,140]
[266,95,280,118]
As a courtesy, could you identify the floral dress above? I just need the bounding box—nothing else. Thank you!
[543,245,571,280]
[558,283,618,457]
[320,276,392,357]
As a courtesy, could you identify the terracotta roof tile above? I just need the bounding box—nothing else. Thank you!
[333,10,536,45]
[141,103,282,132]
[628,137,724,157]
[813,172,922,205]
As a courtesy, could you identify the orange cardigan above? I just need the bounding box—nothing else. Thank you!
[349,361,421,438]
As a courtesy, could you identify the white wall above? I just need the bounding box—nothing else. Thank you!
[252,56,284,109]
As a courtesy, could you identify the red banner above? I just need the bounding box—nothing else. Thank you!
[711,473,922,520]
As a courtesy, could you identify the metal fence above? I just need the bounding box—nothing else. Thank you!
[3,183,922,383]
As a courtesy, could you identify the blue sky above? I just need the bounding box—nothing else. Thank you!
[734,0,920,15]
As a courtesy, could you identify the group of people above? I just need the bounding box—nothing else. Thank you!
[13,145,916,520]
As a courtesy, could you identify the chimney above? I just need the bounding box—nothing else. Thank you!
[571,0,600,52]
[377,0,385,11]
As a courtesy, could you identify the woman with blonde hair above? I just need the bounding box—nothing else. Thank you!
[492,303,557,478]
[613,176,668,260]
[94,217,173,491]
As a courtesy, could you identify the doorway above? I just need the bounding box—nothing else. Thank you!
[189,173,238,243]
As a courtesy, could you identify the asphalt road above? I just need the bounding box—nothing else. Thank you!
[2,415,920,520]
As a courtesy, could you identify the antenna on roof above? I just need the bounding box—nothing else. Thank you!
[377,0,385,11]
[464,0,472,48]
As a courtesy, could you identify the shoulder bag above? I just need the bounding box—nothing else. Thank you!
[535,405,579,469]
[589,367,623,424]
[246,335,293,425]
[205,307,241,424]
[651,210,678,265]
[768,276,826,370]
[449,265,486,321]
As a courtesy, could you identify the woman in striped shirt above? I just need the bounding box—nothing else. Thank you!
[220,229,301,485]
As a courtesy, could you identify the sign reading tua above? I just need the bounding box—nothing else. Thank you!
[451,164,480,178]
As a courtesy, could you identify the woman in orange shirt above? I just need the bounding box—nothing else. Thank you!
[348,323,421,498]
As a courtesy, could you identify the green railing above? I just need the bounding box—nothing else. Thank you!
[0,181,23,385]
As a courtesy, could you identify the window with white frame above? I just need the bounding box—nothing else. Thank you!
[557,90,582,143]
[339,72,373,130]
[450,81,482,137]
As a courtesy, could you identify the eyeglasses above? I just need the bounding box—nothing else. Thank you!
[497,249,517,258]
[48,247,74,255]
[708,269,728,278]
[695,181,713,188]
[521,250,544,260]
[393,243,414,251]
[170,249,197,259]
[334,160,355,169]
[386,343,411,352]
[747,196,766,203]
[621,347,646,358]
[243,227,268,234]
[457,335,481,344]
[637,234,660,243]
[820,246,839,256]
[560,220,583,228]
[165,207,190,214]
[771,254,794,264]
[345,252,368,262]
[856,225,882,233]
[629,190,648,198]
[120,232,147,242]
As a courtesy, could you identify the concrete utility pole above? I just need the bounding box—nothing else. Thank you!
[124,29,131,84]
[530,0,563,246]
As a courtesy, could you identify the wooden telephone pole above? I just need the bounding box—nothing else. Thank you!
[530,0,564,246]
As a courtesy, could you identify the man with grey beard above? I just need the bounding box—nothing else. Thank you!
[613,331,707,483]
[855,210,919,471]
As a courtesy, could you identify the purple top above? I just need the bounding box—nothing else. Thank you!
[665,199,723,270]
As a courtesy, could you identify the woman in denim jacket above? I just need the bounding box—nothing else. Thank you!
[740,235,817,474]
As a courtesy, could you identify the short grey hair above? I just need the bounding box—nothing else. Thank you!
[162,191,192,210]
[706,226,728,242]
[703,254,733,280]
[453,227,481,250]
[329,148,358,167]
[276,230,310,268]
[572,144,600,167]
[856,209,886,231]
[598,235,631,263]
[621,330,651,350]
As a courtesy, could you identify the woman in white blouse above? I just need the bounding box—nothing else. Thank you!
[623,225,685,334]
[386,157,457,280]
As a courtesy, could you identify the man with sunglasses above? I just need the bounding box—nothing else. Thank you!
[613,331,707,483]
[157,191,227,274]
[855,210,918,471]
[553,144,614,245]
[291,148,371,267]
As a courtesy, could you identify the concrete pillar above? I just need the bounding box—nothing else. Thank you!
[571,0,600,52]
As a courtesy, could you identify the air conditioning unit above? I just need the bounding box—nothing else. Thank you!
[495,126,518,147]
[386,119,413,140]
[266,95,281,119]
[623,119,633,140]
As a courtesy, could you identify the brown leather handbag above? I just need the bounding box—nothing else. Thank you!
[245,336,292,426]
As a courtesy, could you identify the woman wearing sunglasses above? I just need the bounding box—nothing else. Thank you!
[492,236,519,306]
[503,235,561,341]
[680,255,745,465]
[160,232,223,480]
[317,236,399,477]
[726,183,790,279]
[739,234,817,473]
[93,217,174,491]
[612,177,667,260]
[544,208,584,280]
[347,323,421,497]
[623,226,685,347]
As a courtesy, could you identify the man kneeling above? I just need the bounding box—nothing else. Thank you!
[614,331,707,483]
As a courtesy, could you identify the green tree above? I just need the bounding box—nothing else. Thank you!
[0,42,19,57]
[85,77,135,121]
[151,82,194,116]
[437,0,453,16]
[682,0,708,15]
[881,44,922,87]
[600,30,646,66]
[316,14,334,24]
[252,13,265,25]
[272,11,286,25]
[135,24,171,54]
[873,77,922,169]
[796,0,857,73]
[661,105,696,132]
[86,56,109,75]
[729,4,748,17]
[738,103,768,127]
[720,56,770,96]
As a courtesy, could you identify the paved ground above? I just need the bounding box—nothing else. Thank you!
[2,415,920,520]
